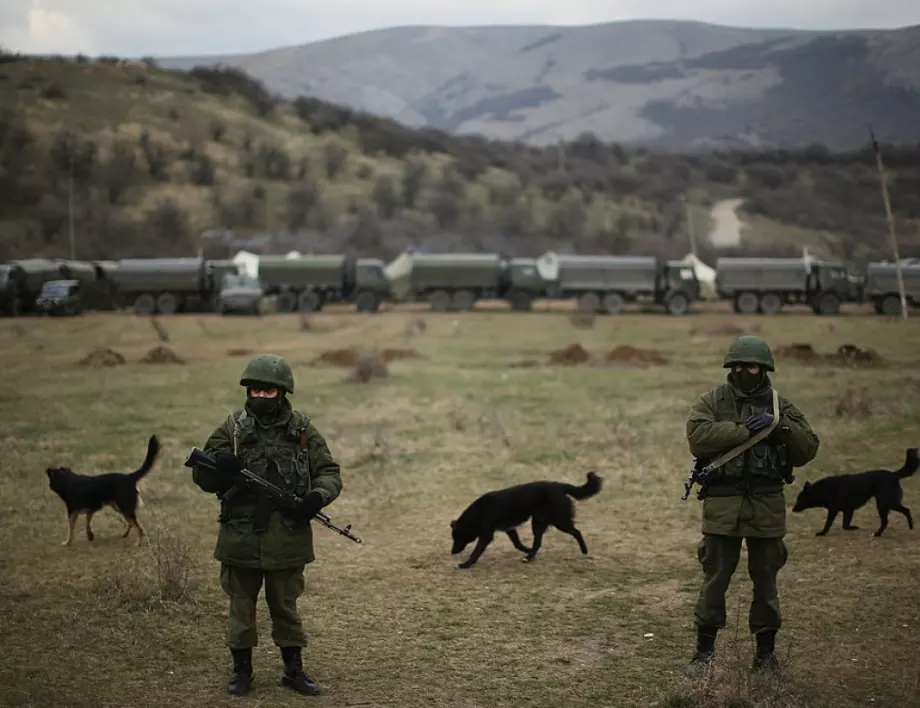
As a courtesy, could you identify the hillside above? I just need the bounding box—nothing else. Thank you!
[159,19,920,151]
[1,51,919,264]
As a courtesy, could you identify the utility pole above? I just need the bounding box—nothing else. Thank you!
[68,150,75,260]
[869,127,907,319]
[683,195,698,256]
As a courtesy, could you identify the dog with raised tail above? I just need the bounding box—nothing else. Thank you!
[450,471,603,568]
[792,448,918,537]
[46,435,161,547]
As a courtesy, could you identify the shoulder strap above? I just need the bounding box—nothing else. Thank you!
[227,409,247,456]
[702,389,780,473]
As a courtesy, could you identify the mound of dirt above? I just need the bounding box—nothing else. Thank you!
[313,348,360,367]
[226,348,253,357]
[690,322,760,337]
[141,345,185,364]
[79,347,126,367]
[380,348,420,363]
[606,345,668,366]
[776,343,882,367]
[548,343,592,365]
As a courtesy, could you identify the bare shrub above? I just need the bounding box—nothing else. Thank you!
[834,387,872,418]
[147,527,197,604]
[352,350,389,383]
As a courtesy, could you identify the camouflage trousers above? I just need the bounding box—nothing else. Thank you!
[220,564,307,649]
[694,534,788,634]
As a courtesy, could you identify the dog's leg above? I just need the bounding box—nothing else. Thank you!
[458,532,494,569]
[506,529,532,554]
[126,516,145,548]
[841,509,859,531]
[816,509,838,536]
[894,504,914,530]
[873,499,890,537]
[85,512,96,542]
[523,519,549,563]
[553,520,589,554]
[63,512,78,546]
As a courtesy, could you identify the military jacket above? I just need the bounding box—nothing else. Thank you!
[685,377,819,538]
[192,401,343,570]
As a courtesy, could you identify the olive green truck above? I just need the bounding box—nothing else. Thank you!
[0,258,117,315]
[862,262,920,315]
[383,250,700,315]
[111,257,239,314]
[714,257,862,315]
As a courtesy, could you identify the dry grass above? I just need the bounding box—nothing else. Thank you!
[1,308,919,708]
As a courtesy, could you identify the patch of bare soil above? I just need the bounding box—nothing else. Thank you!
[226,348,253,357]
[547,343,592,365]
[380,348,421,363]
[140,346,185,364]
[78,347,126,367]
[605,345,668,366]
[312,348,360,367]
[690,321,761,336]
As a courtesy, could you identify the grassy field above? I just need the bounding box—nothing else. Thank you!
[1,307,918,708]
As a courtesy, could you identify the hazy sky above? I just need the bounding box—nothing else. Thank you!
[1,0,918,57]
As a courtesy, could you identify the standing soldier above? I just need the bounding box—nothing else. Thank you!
[191,353,343,696]
[683,335,819,675]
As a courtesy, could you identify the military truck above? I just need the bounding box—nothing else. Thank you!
[0,258,72,316]
[112,257,234,314]
[53,259,118,311]
[384,251,547,311]
[257,254,390,313]
[534,252,700,315]
[216,273,264,316]
[863,262,920,315]
[714,257,858,315]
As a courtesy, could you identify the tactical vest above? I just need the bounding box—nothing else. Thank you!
[703,384,790,497]
[223,408,313,510]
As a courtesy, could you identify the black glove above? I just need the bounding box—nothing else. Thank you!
[744,412,774,435]
[296,491,324,520]
[214,452,242,476]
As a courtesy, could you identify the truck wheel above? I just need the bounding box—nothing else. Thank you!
[133,293,156,316]
[880,294,901,316]
[577,293,600,313]
[602,292,624,315]
[157,292,179,315]
[277,292,297,312]
[355,291,379,313]
[664,291,690,316]
[451,290,476,311]
[429,290,451,312]
[759,293,783,315]
[508,290,533,312]
[815,292,841,316]
[735,292,759,315]
[298,291,321,312]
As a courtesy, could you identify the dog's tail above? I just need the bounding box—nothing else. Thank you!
[562,471,603,500]
[129,435,161,482]
[895,448,919,480]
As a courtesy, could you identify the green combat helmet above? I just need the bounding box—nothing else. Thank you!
[239,353,295,394]
[722,335,775,372]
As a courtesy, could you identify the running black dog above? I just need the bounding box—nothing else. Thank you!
[449,471,603,568]
[46,435,161,547]
[792,448,917,537]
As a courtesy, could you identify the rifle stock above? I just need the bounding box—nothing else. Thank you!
[184,447,362,544]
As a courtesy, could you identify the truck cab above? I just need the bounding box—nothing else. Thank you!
[35,279,84,316]
[216,273,263,315]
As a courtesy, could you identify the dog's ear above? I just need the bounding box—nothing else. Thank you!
[450,519,456,529]
[45,467,54,477]
[803,481,811,489]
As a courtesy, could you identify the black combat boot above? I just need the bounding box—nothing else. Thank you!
[683,626,718,677]
[752,630,780,672]
[228,648,254,696]
[280,646,321,696]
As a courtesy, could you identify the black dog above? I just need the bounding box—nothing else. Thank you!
[46,435,161,547]
[792,448,918,537]
[450,471,602,568]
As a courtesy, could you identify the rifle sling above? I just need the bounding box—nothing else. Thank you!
[702,389,780,474]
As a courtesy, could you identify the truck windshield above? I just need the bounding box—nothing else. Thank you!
[41,282,73,295]
[222,274,261,289]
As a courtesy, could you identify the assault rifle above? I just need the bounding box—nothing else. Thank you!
[682,457,713,501]
[184,447,362,544]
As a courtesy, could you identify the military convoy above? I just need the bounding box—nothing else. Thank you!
[0,251,916,318]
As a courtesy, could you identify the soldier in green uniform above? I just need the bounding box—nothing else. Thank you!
[192,354,343,697]
[683,335,819,676]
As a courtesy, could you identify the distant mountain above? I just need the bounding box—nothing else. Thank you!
[159,19,920,150]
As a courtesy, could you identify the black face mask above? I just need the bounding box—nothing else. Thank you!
[731,369,765,394]
[247,394,282,419]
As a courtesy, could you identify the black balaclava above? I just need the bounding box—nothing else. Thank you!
[730,367,767,395]
[246,389,284,420]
